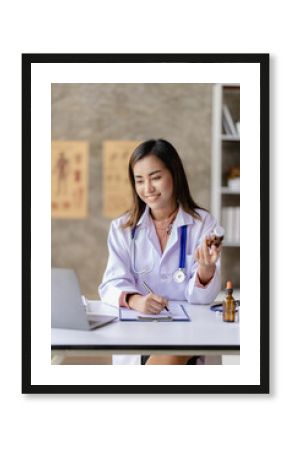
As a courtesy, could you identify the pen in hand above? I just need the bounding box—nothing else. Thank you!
[142,281,169,312]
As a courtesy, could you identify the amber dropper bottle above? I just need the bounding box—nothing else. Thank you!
[223,280,236,322]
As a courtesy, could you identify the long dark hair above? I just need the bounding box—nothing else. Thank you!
[123,139,204,228]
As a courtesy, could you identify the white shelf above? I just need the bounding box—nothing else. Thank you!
[221,134,240,142]
[211,83,240,288]
[211,83,240,227]
[223,241,240,247]
[220,187,240,195]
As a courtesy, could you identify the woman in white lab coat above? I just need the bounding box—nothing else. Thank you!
[99,139,222,365]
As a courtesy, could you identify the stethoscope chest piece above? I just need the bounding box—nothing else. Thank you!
[172,224,188,283]
[173,268,186,283]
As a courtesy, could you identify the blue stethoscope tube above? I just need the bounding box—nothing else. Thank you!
[179,225,187,269]
[131,224,188,281]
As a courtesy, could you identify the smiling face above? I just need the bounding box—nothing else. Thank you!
[133,154,176,214]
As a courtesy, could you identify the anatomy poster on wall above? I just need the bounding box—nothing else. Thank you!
[103,140,140,218]
[51,141,89,218]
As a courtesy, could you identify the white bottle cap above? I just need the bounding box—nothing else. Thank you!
[213,225,225,237]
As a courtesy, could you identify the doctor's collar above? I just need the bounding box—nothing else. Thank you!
[174,207,196,228]
[136,205,195,228]
[136,205,151,227]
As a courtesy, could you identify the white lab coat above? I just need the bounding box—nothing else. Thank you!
[98,206,221,365]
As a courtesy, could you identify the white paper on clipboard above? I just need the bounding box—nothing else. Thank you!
[119,301,190,321]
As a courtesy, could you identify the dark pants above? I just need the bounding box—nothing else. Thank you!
[141,355,200,365]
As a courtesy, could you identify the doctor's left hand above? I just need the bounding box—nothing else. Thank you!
[194,235,222,285]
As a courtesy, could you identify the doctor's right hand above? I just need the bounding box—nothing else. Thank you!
[127,293,168,314]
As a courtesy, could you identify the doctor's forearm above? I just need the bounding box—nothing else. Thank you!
[197,264,216,285]
[127,293,143,309]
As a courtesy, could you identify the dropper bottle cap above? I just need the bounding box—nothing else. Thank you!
[226,280,233,295]
[226,280,233,290]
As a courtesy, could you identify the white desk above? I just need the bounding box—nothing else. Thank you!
[51,300,240,362]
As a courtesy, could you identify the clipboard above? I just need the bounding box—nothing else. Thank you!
[119,302,191,322]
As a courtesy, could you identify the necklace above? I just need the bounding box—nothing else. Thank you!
[151,206,178,235]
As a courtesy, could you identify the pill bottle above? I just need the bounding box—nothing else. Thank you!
[206,226,225,248]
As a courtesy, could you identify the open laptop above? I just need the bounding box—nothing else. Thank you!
[51,268,117,330]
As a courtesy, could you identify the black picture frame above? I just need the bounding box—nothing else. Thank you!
[22,53,269,394]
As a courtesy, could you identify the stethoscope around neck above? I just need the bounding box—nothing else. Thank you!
[130,224,188,283]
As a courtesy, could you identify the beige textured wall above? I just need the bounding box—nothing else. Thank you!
[51,83,239,297]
